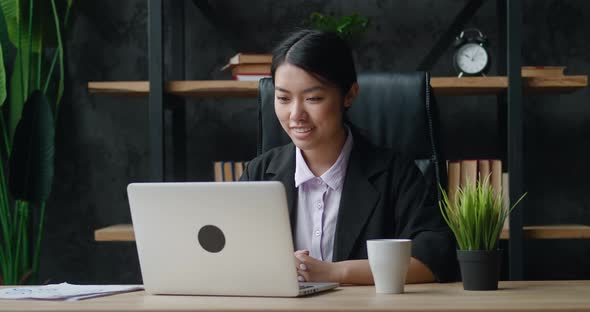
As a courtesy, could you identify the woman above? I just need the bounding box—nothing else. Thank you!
[241,29,457,284]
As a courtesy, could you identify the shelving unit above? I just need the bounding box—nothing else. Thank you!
[88,76,587,97]
[94,224,590,242]
[89,0,589,280]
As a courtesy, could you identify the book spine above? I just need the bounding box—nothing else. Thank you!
[478,160,491,185]
[234,162,244,181]
[223,161,234,182]
[460,160,478,188]
[214,161,223,182]
[491,160,502,197]
[447,160,461,207]
[214,160,248,181]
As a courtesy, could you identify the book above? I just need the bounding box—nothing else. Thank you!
[448,158,501,193]
[225,53,272,66]
[491,159,502,197]
[230,63,271,76]
[521,66,565,77]
[460,160,477,188]
[234,74,271,81]
[223,53,272,81]
[478,160,491,185]
[234,162,244,180]
[213,161,223,182]
[222,53,272,71]
[447,159,511,230]
[223,161,235,182]
[213,161,248,181]
[447,160,461,206]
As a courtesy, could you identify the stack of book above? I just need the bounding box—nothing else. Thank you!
[213,161,248,182]
[447,159,510,229]
[222,53,272,81]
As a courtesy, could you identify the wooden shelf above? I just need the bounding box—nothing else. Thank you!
[432,75,588,95]
[94,224,135,242]
[88,75,587,97]
[88,80,259,97]
[500,225,590,240]
[95,224,590,242]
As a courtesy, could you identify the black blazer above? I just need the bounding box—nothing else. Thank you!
[241,130,458,282]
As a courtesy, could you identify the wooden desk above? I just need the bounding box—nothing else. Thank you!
[1,281,588,312]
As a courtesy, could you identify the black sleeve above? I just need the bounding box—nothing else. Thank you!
[393,157,458,282]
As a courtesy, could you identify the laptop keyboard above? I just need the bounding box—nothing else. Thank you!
[299,285,313,289]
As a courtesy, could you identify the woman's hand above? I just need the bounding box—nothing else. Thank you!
[293,251,433,285]
[293,250,343,283]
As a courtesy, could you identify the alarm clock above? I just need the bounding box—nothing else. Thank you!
[453,28,491,77]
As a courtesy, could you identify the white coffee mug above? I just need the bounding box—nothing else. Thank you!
[367,239,412,294]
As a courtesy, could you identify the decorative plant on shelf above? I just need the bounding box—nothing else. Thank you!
[439,177,526,290]
[0,0,73,285]
[306,12,369,45]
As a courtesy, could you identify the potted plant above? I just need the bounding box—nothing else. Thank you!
[0,0,73,285]
[439,177,526,290]
[306,12,369,45]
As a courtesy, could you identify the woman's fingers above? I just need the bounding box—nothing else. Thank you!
[294,251,309,269]
[294,249,309,256]
[294,254,303,264]
[297,269,310,282]
[295,251,310,282]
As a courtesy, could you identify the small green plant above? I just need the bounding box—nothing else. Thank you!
[439,177,526,251]
[306,12,369,45]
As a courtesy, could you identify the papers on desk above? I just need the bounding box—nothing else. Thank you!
[0,282,143,301]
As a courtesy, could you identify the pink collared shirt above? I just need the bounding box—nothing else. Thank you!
[294,128,354,261]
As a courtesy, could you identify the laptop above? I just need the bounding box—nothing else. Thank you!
[127,181,339,297]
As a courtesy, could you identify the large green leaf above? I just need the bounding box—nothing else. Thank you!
[0,0,18,49]
[0,41,6,106]
[0,0,72,53]
[0,0,39,54]
[0,0,60,54]
[8,90,54,202]
[9,50,27,138]
[0,4,12,61]
[8,50,39,138]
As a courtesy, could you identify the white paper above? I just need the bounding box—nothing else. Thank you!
[0,282,143,301]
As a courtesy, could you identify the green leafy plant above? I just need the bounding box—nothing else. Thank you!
[306,12,369,45]
[439,177,526,251]
[0,0,73,285]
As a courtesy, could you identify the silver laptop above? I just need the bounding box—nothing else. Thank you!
[127,181,339,297]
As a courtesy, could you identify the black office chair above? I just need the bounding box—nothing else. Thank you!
[256,72,446,201]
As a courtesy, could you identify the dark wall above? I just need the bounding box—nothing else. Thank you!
[40,0,590,284]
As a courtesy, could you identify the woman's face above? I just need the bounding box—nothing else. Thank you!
[274,63,355,152]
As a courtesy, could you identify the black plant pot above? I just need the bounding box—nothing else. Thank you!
[457,249,502,291]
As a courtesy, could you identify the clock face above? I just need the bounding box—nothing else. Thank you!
[455,43,489,74]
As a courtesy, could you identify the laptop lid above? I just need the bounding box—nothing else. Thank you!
[128,181,306,297]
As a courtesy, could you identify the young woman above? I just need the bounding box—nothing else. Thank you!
[241,29,457,284]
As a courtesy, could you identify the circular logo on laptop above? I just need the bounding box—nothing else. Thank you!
[197,225,225,253]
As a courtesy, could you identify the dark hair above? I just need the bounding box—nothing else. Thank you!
[271,29,357,96]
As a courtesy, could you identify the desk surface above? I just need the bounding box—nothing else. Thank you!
[1,280,589,312]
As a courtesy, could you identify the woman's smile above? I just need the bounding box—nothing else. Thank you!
[290,126,315,140]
